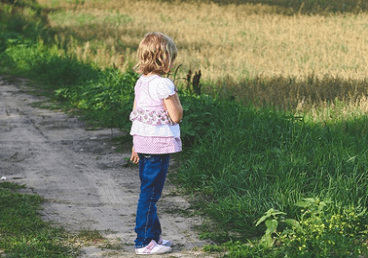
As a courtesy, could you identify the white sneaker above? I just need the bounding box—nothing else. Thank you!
[158,237,173,247]
[135,240,172,255]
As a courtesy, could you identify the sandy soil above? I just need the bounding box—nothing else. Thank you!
[0,76,219,257]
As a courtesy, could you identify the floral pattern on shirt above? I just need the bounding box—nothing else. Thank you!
[129,108,175,125]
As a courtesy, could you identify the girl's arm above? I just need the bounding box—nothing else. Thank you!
[130,98,139,164]
[164,93,183,124]
[133,99,137,111]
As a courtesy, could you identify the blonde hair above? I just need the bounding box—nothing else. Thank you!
[134,32,178,75]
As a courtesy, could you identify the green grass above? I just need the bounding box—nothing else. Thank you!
[0,182,113,257]
[0,182,78,257]
[1,1,368,257]
[175,101,368,235]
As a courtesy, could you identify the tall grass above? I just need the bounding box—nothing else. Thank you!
[213,75,368,117]
[37,0,368,96]
[162,0,368,14]
[32,0,368,114]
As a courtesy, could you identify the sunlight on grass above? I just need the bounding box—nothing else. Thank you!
[39,0,368,83]
[34,0,368,116]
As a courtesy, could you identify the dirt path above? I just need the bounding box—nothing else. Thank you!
[0,77,217,257]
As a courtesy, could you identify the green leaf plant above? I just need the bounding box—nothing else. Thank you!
[207,198,368,258]
[255,208,294,248]
[254,198,368,257]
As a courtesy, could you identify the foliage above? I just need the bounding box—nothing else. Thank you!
[179,92,220,146]
[205,199,368,257]
[255,208,288,248]
[278,198,368,257]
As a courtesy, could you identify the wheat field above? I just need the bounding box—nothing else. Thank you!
[37,0,368,113]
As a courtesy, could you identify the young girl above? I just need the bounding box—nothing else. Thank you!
[129,32,183,255]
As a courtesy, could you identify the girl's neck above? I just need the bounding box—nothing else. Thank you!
[143,72,159,77]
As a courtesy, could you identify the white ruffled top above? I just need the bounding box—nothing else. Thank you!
[130,75,180,138]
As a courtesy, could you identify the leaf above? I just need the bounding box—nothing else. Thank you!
[255,208,286,226]
[296,198,316,207]
[256,214,270,227]
[265,219,278,233]
[283,219,301,230]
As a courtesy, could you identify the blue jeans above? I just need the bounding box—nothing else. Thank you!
[134,153,170,248]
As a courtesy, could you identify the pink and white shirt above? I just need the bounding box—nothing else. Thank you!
[130,75,182,154]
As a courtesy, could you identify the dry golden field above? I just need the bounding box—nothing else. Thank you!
[37,0,368,113]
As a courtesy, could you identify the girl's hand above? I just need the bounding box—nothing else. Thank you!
[130,147,139,164]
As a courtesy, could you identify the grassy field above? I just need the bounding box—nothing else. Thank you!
[35,0,368,112]
[2,0,368,257]
[37,0,368,81]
